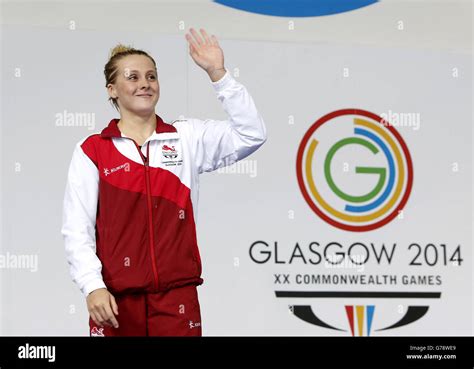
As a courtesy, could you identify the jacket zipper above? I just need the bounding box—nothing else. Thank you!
[131,139,159,291]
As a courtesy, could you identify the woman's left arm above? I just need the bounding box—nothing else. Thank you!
[184,28,267,173]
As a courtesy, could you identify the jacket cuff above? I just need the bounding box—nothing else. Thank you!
[211,69,233,92]
[82,278,107,297]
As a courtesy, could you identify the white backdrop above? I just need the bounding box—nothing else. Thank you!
[1,0,472,336]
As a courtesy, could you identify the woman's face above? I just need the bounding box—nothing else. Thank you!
[107,54,160,115]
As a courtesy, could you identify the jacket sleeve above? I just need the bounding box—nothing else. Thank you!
[61,140,106,298]
[192,70,267,174]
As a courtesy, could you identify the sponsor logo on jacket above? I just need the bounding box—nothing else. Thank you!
[162,144,178,159]
[161,144,183,167]
[103,162,130,176]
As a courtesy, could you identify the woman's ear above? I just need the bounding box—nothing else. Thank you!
[107,83,117,99]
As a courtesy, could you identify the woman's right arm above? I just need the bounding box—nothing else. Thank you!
[61,139,106,296]
[61,139,118,328]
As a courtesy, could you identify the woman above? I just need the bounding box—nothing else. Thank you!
[61,28,267,336]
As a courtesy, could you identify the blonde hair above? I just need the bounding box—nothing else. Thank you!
[104,43,157,111]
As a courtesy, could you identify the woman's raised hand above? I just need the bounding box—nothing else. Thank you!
[185,28,226,82]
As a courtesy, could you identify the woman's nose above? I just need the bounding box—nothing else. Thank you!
[140,77,150,89]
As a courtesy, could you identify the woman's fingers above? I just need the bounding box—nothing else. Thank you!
[200,28,212,44]
[90,312,99,327]
[189,28,204,45]
[188,40,197,54]
[100,305,110,325]
[185,33,195,45]
[90,310,105,327]
[100,304,119,328]
[110,294,119,316]
[187,28,216,48]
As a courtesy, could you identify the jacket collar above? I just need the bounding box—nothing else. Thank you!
[100,114,177,139]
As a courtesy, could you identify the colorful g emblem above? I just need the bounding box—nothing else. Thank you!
[296,109,413,232]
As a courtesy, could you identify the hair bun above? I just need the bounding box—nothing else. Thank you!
[109,44,134,58]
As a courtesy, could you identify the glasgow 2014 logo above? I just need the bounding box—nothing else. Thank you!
[296,109,413,232]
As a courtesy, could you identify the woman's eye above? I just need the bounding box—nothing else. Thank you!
[127,75,155,80]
